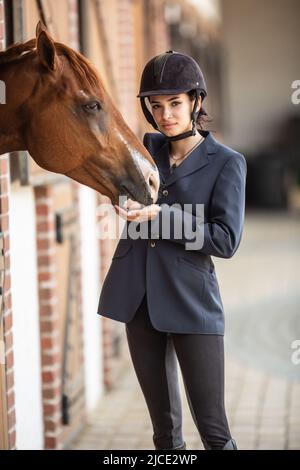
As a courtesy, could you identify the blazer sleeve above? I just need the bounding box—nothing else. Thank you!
[149,154,247,258]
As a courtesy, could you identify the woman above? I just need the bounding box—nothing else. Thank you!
[98,51,247,450]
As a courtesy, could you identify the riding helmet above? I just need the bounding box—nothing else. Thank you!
[137,51,207,141]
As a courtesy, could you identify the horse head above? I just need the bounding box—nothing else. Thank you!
[0,21,159,206]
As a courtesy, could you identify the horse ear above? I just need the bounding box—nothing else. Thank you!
[37,29,57,71]
[36,20,47,37]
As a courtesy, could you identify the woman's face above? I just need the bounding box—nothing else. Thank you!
[149,93,201,136]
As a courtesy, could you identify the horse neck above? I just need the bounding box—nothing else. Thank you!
[0,109,25,155]
[0,61,30,154]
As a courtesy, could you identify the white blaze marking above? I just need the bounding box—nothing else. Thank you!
[116,130,159,177]
[79,90,89,99]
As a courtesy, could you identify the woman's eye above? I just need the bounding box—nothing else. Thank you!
[83,102,101,111]
[151,101,181,110]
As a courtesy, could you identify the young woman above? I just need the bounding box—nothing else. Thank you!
[98,51,247,450]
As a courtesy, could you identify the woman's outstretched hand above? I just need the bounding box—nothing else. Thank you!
[114,198,161,222]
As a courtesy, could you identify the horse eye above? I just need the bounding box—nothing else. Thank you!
[83,102,101,112]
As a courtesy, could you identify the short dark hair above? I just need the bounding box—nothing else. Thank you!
[187,90,213,130]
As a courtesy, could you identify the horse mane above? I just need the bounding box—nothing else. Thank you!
[0,38,100,89]
[0,39,36,64]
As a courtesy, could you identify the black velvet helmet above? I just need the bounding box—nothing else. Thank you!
[137,51,207,141]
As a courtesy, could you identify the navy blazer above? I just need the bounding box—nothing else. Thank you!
[97,131,247,334]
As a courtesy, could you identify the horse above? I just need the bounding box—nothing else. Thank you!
[0,21,159,206]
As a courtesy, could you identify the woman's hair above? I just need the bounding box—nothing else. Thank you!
[187,90,213,130]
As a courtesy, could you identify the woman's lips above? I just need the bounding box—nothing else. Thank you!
[162,123,176,129]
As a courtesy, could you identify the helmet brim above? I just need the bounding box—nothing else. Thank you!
[137,88,194,98]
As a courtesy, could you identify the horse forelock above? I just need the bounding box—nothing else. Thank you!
[0,38,101,91]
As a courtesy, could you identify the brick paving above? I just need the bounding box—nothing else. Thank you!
[70,210,300,450]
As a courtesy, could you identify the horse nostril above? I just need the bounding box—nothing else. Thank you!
[149,173,157,189]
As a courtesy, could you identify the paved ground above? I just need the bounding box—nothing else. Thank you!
[70,210,300,450]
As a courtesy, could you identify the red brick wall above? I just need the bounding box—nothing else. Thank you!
[34,182,85,450]
[35,185,62,449]
[0,0,16,450]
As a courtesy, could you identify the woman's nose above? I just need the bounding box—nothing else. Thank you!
[162,107,173,119]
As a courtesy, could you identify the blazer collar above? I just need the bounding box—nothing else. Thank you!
[155,131,218,187]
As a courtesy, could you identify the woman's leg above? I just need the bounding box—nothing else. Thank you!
[172,333,233,450]
[125,295,184,450]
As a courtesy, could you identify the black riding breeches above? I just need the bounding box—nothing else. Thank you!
[125,294,232,450]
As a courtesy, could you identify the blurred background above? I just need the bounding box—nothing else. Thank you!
[0,0,299,450]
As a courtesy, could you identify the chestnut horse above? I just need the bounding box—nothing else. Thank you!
[0,22,159,206]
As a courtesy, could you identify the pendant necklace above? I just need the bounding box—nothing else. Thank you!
[170,136,204,168]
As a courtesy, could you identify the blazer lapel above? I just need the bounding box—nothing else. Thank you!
[154,131,218,187]
[152,141,170,184]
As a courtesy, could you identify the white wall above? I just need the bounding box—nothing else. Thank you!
[220,0,300,154]
[78,186,103,413]
[10,186,44,450]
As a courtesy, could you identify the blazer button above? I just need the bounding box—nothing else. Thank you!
[150,241,156,248]
[162,189,168,196]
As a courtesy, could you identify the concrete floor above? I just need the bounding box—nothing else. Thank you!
[70,209,300,450]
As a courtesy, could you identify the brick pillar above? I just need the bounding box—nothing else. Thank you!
[117,0,138,131]
[34,185,62,449]
[35,182,86,449]
[70,181,86,413]
[99,0,171,391]
[145,0,170,58]
[97,0,138,392]
[0,158,15,450]
[98,194,119,390]
[68,0,79,51]
[0,0,16,450]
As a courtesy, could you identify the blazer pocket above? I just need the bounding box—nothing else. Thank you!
[112,240,133,259]
[177,257,214,276]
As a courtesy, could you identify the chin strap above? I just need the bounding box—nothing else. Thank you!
[165,122,197,142]
[141,89,201,142]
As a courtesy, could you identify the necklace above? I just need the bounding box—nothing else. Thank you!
[170,136,204,165]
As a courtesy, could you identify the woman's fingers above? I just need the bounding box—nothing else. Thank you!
[123,198,143,211]
[114,205,141,220]
[114,204,161,222]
